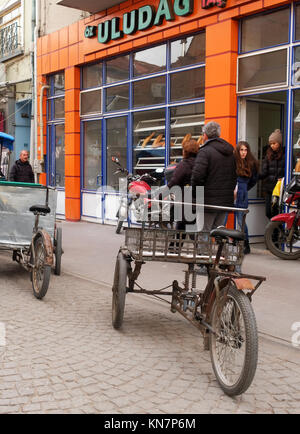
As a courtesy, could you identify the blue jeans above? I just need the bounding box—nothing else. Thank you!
[236,211,249,241]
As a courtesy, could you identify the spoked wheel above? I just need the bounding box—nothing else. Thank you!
[209,285,258,396]
[265,221,300,260]
[54,227,62,275]
[31,237,51,299]
[112,252,129,329]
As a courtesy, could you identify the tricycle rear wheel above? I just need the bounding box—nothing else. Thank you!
[54,227,62,275]
[31,236,51,299]
[112,252,128,329]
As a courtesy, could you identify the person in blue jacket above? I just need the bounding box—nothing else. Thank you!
[234,141,259,254]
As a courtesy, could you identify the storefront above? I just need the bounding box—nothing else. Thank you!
[37,0,300,241]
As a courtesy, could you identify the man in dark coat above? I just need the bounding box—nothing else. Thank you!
[9,150,34,183]
[191,121,236,231]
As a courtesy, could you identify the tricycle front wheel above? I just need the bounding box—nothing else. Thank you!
[31,237,51,299]
[209,284,258,396]
[112,252,128,329]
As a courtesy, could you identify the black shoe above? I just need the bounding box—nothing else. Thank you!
[244,241,250,255]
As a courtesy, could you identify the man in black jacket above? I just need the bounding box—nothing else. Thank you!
[9,150,34,183]
[191,121,236,232]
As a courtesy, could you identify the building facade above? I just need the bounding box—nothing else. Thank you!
[37,0,300,241]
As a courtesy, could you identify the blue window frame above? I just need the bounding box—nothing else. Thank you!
[80,31,205,189]
[46,72,65,188]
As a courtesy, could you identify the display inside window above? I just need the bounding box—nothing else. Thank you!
[240,8,289,53]
[133,45,166,77]
[106,84,129,112]
[171,33,205,68]
[170,67,205,102]
[133,76,166,108]
[133,109,166,181]
[80,89,102,115]
[293,47,300,85]
[170,103,204,162]
[82,63,102,89]
[106,55,129,84]
[238,49,287,92]
[106,116,127,189]
[83,120,101,190]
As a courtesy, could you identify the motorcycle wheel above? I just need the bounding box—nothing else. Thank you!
[265,221,300,260]
[116,218,123,234]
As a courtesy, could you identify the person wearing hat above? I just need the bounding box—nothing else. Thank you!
[260,129,285,219]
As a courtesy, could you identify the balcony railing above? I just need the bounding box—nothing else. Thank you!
[0,22,20,60]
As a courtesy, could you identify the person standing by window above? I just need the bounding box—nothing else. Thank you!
[9,150,34,183]
[260,129,285,219]
[234,141,259,254]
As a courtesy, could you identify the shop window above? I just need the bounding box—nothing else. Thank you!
[171,33,205,69]
[292,90,300,173]
[82,63,102,89]
[106,84,129,112]
[83,120,102,190]
[106,116,127,189]
[54,125,65,188]
[106,55,129,84]
[292,46,300,86]
[295,4,300,42]
[80,89,102,115]
[133,76,166,108]
[133,109,166,181]
[53,72,65,95]
[170,67,205,102]
[240,8,289,53]
[54,97,65,119]
[133,45,166,77]
[170,103,204,162]
[47,73,65,188]
[238,49,287,92]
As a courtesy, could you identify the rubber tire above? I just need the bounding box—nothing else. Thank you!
[54,227,62,275]
[112,252,127,329]
[265,221,300,260]
[31,237,51,300]
[116,219,123,234]
[209,285,258,396]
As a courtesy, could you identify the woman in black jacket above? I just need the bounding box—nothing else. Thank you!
[260,129,285,219]
[168,138,200,231]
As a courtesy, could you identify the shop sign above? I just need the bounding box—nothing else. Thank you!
[85,0,227,44]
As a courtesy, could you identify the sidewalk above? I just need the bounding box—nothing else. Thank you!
[59,219,300,345]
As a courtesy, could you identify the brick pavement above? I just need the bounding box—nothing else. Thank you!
[0,252,299,414]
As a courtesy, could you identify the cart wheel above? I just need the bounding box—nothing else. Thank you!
[112,252,128,329]
[54,227,62,275]
[209,284,258,396]
[31,236,51,299]
[116,218,123,234]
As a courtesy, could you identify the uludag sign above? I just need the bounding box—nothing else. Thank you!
[85,0,227,43]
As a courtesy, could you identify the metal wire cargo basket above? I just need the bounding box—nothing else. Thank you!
[124,228,244,265]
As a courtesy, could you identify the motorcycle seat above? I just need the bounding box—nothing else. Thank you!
[210,227,245,242]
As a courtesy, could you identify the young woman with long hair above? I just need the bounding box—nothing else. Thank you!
[234,141,259,254]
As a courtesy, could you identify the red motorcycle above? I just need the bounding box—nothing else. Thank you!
[112,157,174,234]
[265,175,300,259]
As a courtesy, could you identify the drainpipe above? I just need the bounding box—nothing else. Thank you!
[30,0,36,176]
[33,0,40,182]
[39,84,50,171]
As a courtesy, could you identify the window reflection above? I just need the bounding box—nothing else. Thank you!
[133,76,166,107]
[106,117,127,189]
[106,55,129,84]
[81,89,102,115]
[133,45,166,76]
[106,84,129,111]
[83,121,102,190]
[171,33,205,68]
[55,125,65,188]
[82,63,102,89]
[170,68,205,101]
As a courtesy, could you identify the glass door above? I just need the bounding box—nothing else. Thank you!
[48,124,65,187]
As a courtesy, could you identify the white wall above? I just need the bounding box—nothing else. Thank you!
[40,0,89,35]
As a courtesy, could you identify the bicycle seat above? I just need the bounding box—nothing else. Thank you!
[210,227,245,241]
[29,204,51,215]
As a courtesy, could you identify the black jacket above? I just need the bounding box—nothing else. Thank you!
[260,153,285,193]
[168,155,196,189]
[191,137,236,210]
[9,160,34,183]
